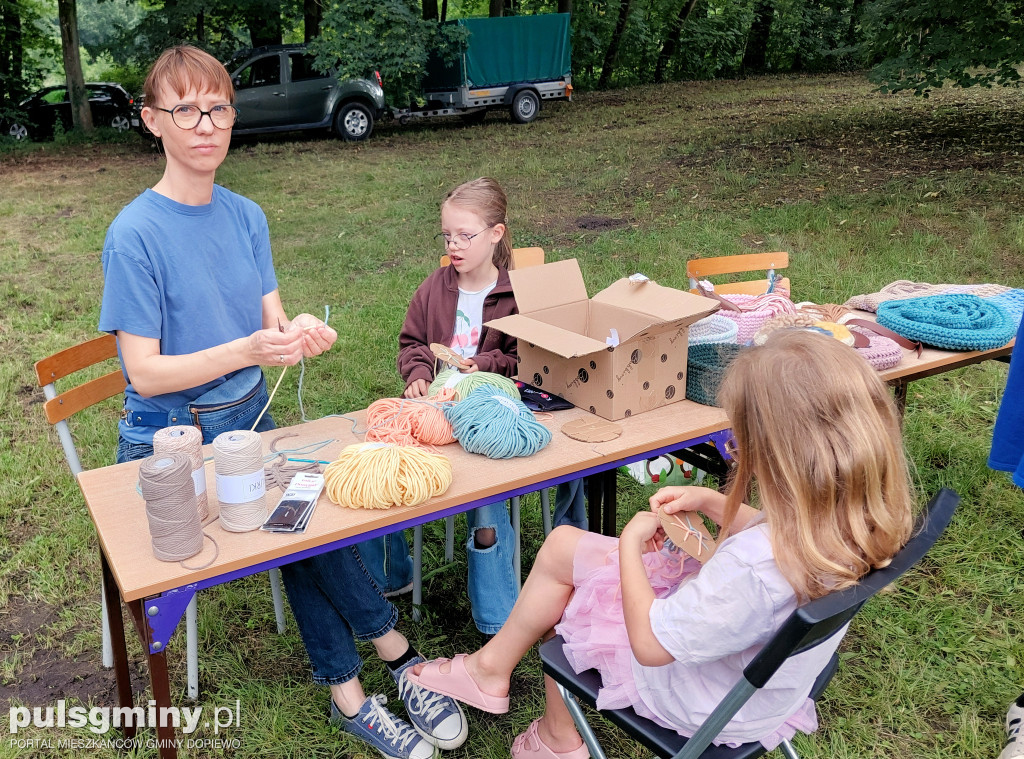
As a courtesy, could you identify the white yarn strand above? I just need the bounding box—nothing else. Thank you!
[213,430,269,532]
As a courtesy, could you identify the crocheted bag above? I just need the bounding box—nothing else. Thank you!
[877,294,1015,351]
[848,325,903,370]
[686,343,745,407]
[687,314,739,346]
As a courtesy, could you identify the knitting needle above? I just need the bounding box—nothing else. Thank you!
[287,458,331,465]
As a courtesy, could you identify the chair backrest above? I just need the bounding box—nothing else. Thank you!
[33,333,125,475]
[686,252,790,296]
[676,487,959,759]
[440,246,545,270]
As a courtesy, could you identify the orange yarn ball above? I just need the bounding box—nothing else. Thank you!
[365,390,458,447]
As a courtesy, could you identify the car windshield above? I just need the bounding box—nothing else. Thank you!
[224,50,254,75]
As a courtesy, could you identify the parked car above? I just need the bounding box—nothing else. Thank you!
[224,44,385,141]
[4,82,140,141]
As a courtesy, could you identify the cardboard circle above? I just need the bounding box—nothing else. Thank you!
[561,417,623,442]
[429,342,469,368]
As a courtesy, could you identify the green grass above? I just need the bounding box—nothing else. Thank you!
[2,71,1024,758]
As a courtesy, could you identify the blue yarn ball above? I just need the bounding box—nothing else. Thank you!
[443,386,553,458]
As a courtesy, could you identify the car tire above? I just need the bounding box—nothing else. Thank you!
[333,102,374,141]
[7,122,28,141]
[510,90,540,124]
[110,114,131,132]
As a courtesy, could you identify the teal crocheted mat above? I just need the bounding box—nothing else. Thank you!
[877,294,1015,351]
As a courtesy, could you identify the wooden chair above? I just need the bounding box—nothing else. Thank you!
[541,488,959,759]
[412,247,554,620]
[34,334,286,700]
[686,252,790,297]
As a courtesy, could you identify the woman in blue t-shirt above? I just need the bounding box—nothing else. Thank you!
[98,45,467,758]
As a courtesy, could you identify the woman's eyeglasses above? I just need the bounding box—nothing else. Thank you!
[155,104,238,130]
[434,225,494,250]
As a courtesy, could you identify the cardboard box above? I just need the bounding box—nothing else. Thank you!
[486,259,718,420]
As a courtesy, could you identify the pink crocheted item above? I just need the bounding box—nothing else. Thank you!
[718,292,797,344]
[849,325,902,370]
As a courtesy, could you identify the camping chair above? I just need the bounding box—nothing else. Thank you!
[412,247,553,620]
[686,252,790,297]
[540,487,959,759]
[34,334,287,701]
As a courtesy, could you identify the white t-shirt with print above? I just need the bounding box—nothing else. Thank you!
[450,280,497,361]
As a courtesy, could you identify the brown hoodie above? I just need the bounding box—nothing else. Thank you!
[397,264,518,390]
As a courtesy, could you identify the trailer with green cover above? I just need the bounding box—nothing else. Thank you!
[394,13,572,125]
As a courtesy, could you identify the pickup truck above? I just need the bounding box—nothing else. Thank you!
[395,13,572,126]
[225,44,386,141]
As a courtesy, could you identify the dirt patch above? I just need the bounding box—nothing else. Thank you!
[574,215,629,231]
[0,596,148,710]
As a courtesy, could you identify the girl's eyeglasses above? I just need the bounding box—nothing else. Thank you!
[722,436,739,459]
[155,104,238,130]
[434,225,494,250]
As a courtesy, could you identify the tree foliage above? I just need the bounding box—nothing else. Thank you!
[863,0,1024,95]
[309,0,467,105]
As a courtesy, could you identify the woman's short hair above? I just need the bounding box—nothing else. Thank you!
[144,45,234,107]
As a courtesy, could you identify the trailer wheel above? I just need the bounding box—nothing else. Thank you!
[334,102,374,141]
[510,90,540,124]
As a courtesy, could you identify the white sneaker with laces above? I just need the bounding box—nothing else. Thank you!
[998,699,1024,759]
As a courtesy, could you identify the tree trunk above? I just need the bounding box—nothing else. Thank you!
[557,0,572,14]
[654,0,699,83]
[57,0,92,132]
[598,0,633,89]
[846,0,864,48]
[489,0,503,17]
[741,0,773,74]
[422,0,438,21]
[0,1,22,106]
[196,10,205,44]
[440,0,449,23]
[304,0,322,42]
[245,0,283,48]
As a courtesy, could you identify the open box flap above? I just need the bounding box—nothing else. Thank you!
[593,277,718,326]
[486,314,610,358]
[509,259,588,315]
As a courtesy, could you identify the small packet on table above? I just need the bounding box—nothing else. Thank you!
[262,473,325,533]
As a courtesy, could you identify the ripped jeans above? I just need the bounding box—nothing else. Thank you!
[357,499,519,635]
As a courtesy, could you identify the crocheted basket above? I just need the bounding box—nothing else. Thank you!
[717,293,797,344]
[687,314,739,346]
[686,343,745,407]
[752,314,856,346]
[877,294,1015,351]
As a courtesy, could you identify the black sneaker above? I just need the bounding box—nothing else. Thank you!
[332,694,435,759]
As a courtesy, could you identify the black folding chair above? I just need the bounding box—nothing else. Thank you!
[540,488,959,759]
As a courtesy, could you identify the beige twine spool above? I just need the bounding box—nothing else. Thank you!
[213,430,268,532]
[139,453,205,562]
[153,425,209,521]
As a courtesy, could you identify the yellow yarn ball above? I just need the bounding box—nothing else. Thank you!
[324,443,453,510]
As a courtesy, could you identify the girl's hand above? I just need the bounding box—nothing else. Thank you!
[649,486,714,516]
[289,313,338,358]
[620,511,665,554]
[459,358,480,374]
[248,327,305,366]
[404,379,430,398]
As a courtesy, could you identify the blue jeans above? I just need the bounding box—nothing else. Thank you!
[116,390,397,685]
[358,500,519,635]
[356,532,415,595]
[554,479,588,530]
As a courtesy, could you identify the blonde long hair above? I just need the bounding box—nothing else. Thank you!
[716,330,914,601]
[443,177,513,270]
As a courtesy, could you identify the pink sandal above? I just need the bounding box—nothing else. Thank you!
[512,719,589,759]
[404,653,510,714]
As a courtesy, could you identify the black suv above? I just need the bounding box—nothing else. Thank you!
[5,82,140,141]
[225,44,385,141]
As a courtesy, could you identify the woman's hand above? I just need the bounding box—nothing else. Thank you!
[404,379,430,398]
[289,313,338,358]
[459,358,480,374]
[247,327,305,367]
[620,511,664,554]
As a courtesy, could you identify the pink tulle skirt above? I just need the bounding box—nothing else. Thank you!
[553,532,817,750]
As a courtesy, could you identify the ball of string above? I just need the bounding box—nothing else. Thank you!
[444,386,552,458]
[428,369,520,401]
[323,442,453,509]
